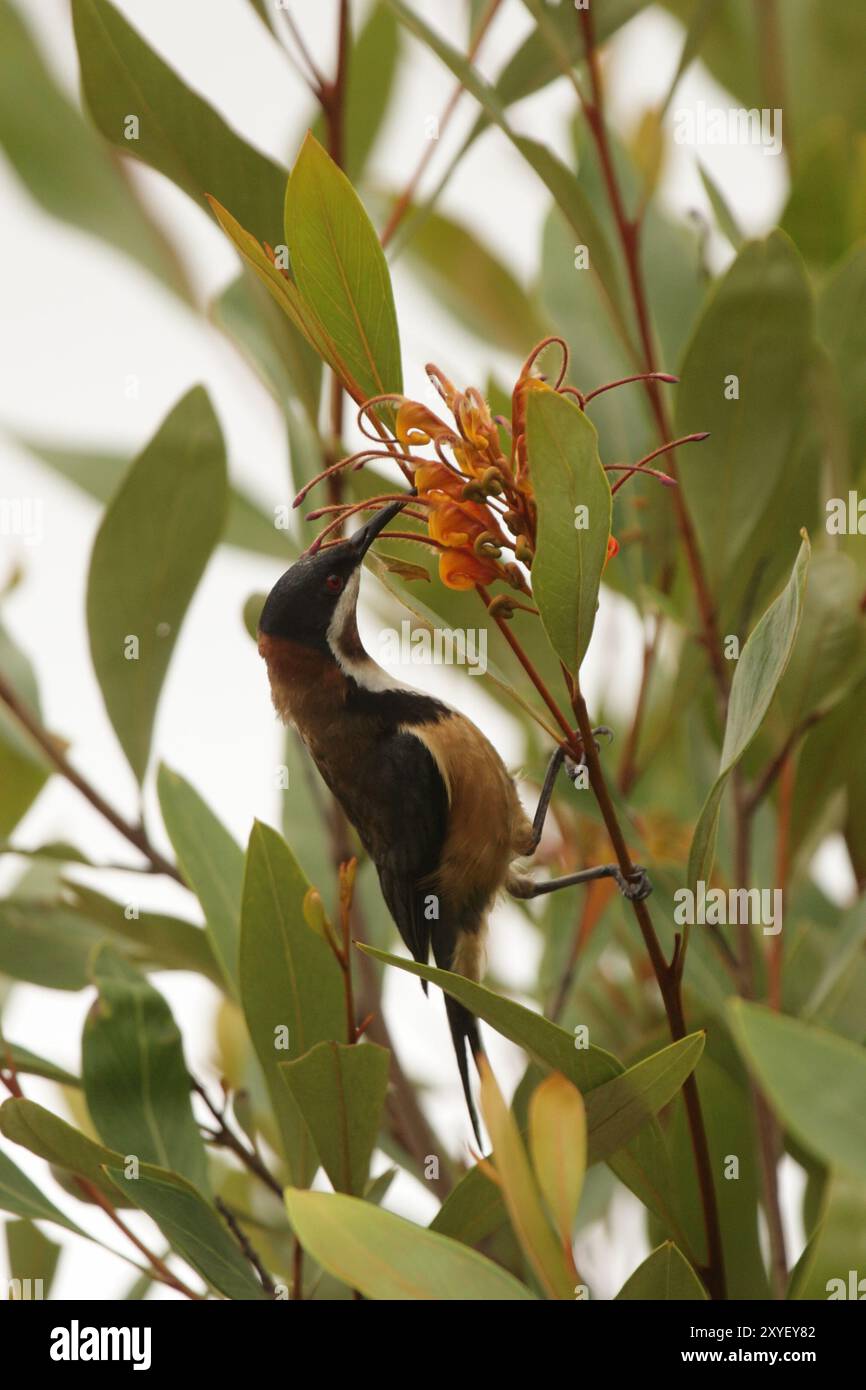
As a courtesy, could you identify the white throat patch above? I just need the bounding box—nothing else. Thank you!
[325,569,415,694]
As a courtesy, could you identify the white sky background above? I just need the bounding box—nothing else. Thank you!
[0,0,820,1298]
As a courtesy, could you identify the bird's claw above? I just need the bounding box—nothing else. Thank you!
[617,866,653,902]
[564,727,615,784]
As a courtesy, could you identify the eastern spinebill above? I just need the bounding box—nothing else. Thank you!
[258,499,651,1143]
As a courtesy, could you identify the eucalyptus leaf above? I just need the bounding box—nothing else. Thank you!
[688,536,810,887]
[280,1041,389,1195]
[285,1186,536,1300]
[104,1165,267,1300]
[0,1147,86,1236]
[5,1219,62,1298]
[0,0,188,298]
[82,946,209,1193]
[72,0,286,245]
[676,233,814,593]
[728,1001,866,1184]
[157,765,244,997]
[239,822,345,1183]
[615,1241,707,1300]
[86,386,227,782]
[526,387,612,675]
[359,945,691,1250]
[285,133,403,406]
[479,1057,575,1299]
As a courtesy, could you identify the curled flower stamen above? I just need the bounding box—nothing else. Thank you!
[356,394,412,443]
[519,336,569,390]
[610,432,709,496]
[584,371,678,404]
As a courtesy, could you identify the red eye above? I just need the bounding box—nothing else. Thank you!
[325,574,343,594]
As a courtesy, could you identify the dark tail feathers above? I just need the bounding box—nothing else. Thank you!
[443,993,484,1148]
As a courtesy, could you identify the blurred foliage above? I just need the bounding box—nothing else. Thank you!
[0,0,864,1303]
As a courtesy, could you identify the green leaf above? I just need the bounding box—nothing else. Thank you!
[727,1001,866,1184]
[104,1165,266,1299]
[528,1073,586,1249]
[0,1147,86,1236]
[284,1187,536,1300]
[774,549,865,728]
[358,945,688,1248]
[0,624,51,837]
[676,233,814,592]
[585,1032,706,1167]
[688,536,810,887]
[698,162,744,250]
[0,1042,80,1089]
[479,1058,575,1298]
[72,0,286,245]
[86,386,227,782]
[280,1041,389,1196]
[526,386,612,674]
[13,435,289,563]
[239,822,345,1183]
[509,0,649,110]
[82,946,209,1193]
[817,241,866,473]
[663,1055,769,1300]
[429,1163,506,1247]
[0,1098,127,1204]
[0,0,188,298]
[0,900,112,991]
[64,882,223,987]
[157,765,244,997]
[210,271,322,436]
[207,193,345,380]
[384,1,629,342]
[396,203,549,355]
[311,4,401,183]
[803,897,866,1021]
[615,1241,707,1300]
[788,1172,866,1301]
[5,1219,62,1298]
[285,133,402,406]
[781,122,866,269]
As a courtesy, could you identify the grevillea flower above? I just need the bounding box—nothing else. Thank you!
[296,338,694,594]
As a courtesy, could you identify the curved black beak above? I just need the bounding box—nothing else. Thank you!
[350,497,409,557]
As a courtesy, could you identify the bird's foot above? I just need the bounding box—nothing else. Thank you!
[615,866,653,902]
[564,727,614,783]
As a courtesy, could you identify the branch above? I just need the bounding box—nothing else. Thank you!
[576,7,729,700]
[571,679,727,1300]
[0,671,182,883]
[380,0,504,249]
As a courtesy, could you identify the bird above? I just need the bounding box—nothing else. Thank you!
[257,499,651,1144]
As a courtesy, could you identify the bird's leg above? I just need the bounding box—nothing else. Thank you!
[525,746,566,854]
[525,727,615,854]
[511,862,653,902]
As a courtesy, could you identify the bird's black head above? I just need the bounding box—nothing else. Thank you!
[258,499,405,650]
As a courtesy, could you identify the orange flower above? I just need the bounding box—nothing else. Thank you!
[394,400,454,449]
[412,461,465,501]
[438,549,501,590]
[427,498,504,590]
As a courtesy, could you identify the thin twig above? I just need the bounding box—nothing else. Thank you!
[193,1080,284,1199]
[0,671,182,883]
[576,7,728,698]
[571,680,727,1300]
[215,1196,276,1296]
[380,0,504,248]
